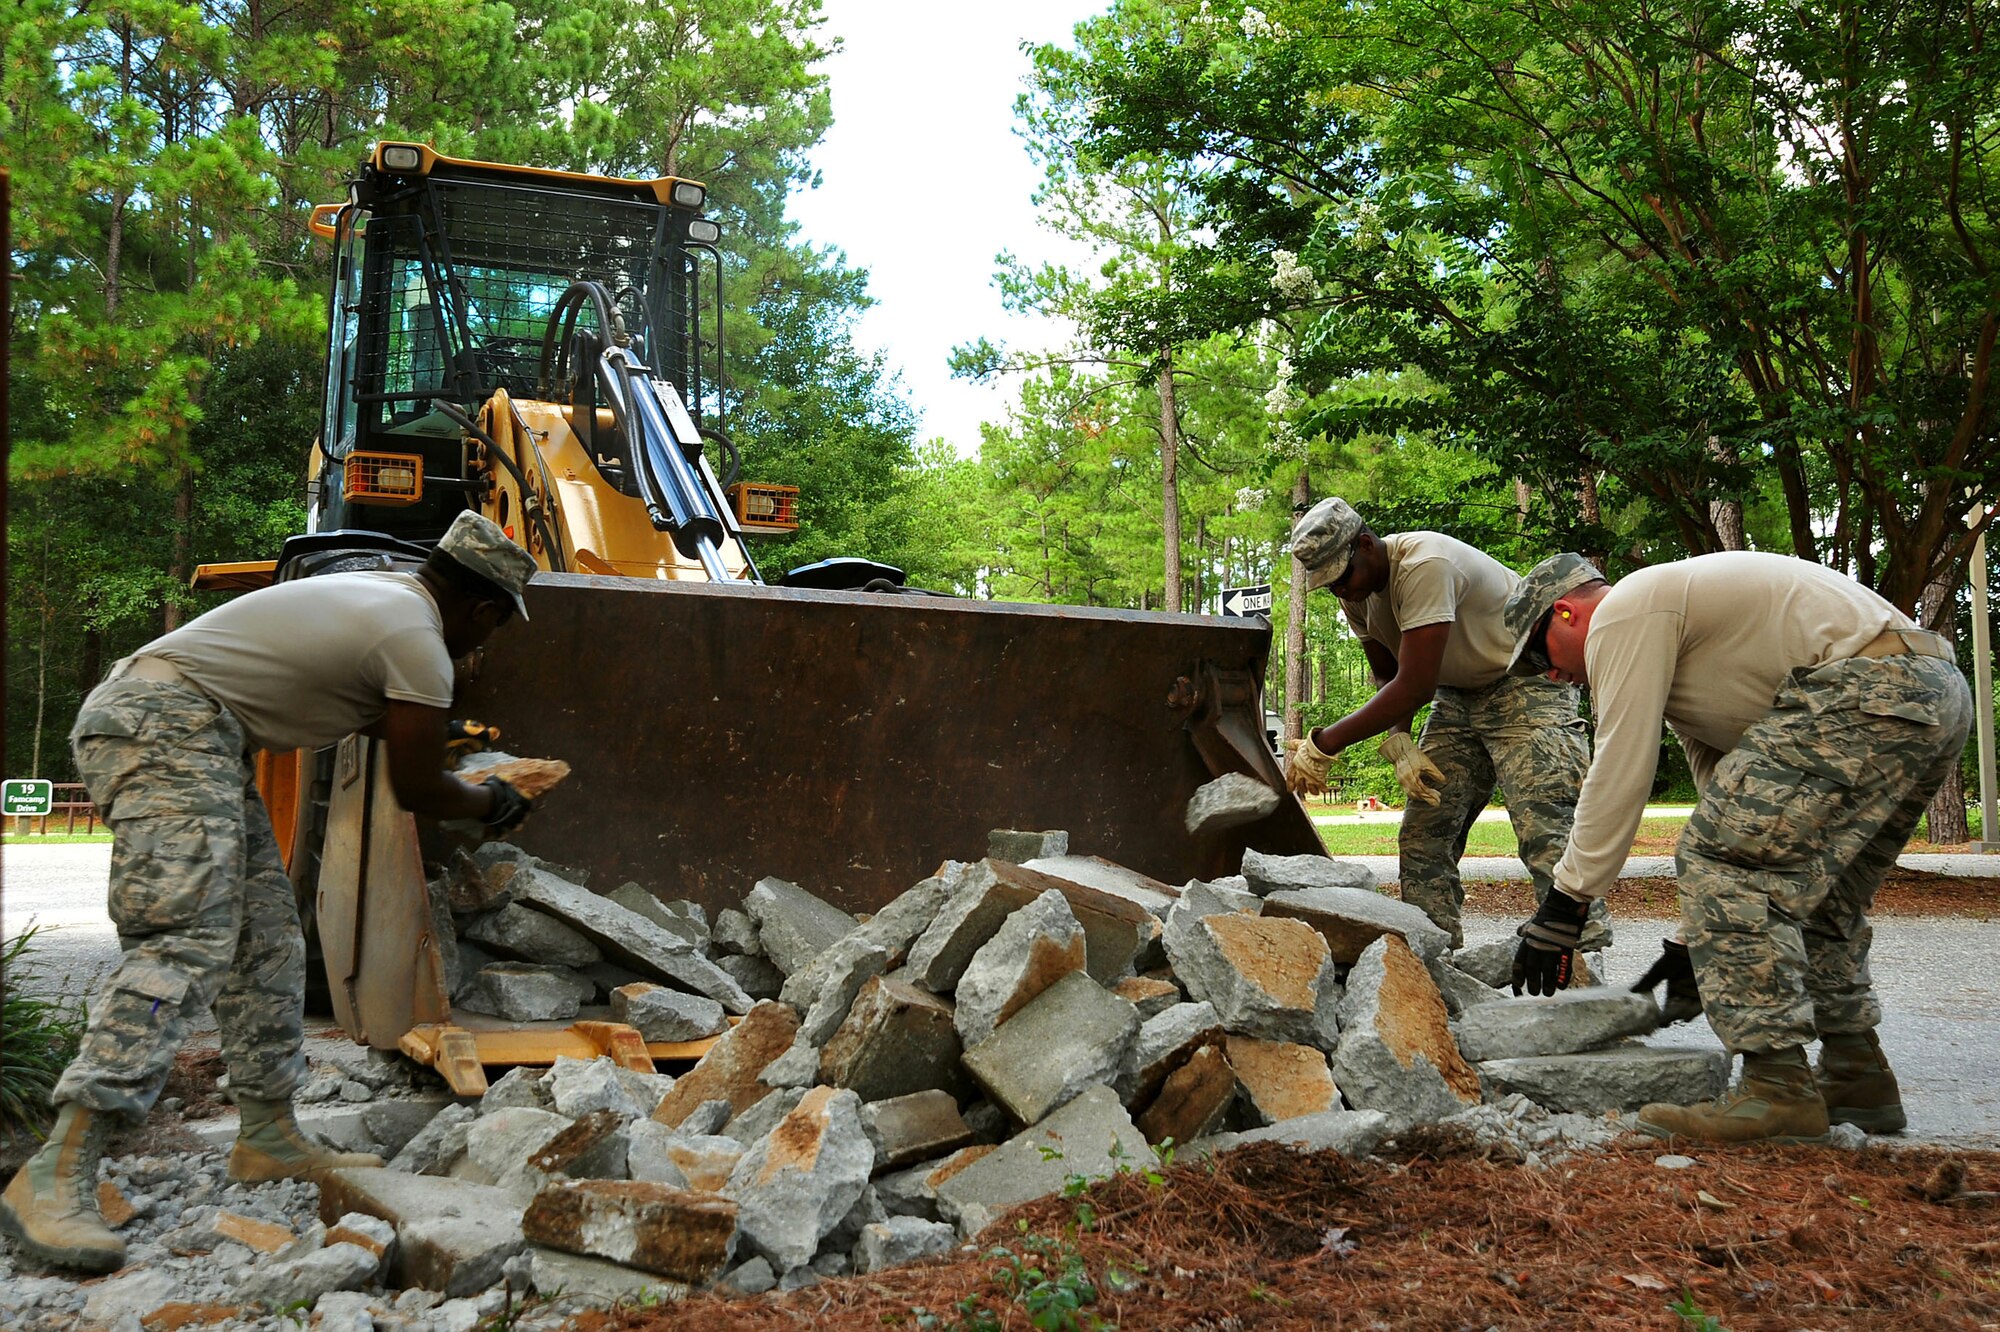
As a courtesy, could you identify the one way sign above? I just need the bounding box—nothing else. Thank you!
[1221,584,1272,617]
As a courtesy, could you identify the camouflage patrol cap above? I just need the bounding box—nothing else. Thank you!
[1291,497,1365,592]
[437,510,536,621]
[1504,553,1605,676]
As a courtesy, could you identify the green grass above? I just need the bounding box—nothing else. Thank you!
[1309,813,1693,858]
[1,832,112,845]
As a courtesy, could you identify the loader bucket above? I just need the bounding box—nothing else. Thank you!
[455,573,1325,918]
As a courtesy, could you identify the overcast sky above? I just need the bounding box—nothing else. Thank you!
[784,0,1103,455]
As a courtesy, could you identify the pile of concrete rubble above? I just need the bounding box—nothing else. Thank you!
[3,775,1787,1330]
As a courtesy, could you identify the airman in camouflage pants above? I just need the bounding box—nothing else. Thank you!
[1401,673,1603,950]
[53,677,308,1124]
[1677,652,1971,1056]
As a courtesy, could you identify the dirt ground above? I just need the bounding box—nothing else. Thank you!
[1463,866,2000,921]
[584,1138,2000,1332]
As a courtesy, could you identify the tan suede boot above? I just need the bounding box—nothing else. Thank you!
[1637,1048,1830,1145]
[0,1103,127,1273]
[227,1096,384,1182]
[1816,1030,1906,1134]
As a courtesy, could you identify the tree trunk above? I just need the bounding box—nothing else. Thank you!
[164,462,195,630]
[1708,437,1746,550]
[1920,573,1970,844]
[1158,358,1183,612]
[1577,471,1609,568]
[1284,470,1311,742]
[1513,478,1531,530]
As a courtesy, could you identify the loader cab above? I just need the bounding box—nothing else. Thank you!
[311,143,722,542]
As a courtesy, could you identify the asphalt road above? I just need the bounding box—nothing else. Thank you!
[6,843,1997,1148]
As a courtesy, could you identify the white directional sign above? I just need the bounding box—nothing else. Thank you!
[2,779,53,817]
[1221,584,1273,617]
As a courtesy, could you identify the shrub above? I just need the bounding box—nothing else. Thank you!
[1,926,86,1134]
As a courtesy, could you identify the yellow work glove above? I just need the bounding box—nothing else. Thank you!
[1379,732,1447,806]
[1284,734,1339,796]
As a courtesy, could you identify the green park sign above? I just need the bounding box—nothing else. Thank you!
[3,779,54,817]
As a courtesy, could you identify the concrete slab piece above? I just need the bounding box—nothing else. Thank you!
[511,865,752,1012]
[932,1086,1150,1227]
[317,1168,526,1297]
[1134,1044,1236,1147]
[1185,773,1282,836]
[1331,935,1482,1130]
[862,1090,975,1173]
[1163,910,1338,1047]
[954,890,1088,1046]
[989,829,1069,862]
[1192,1109,1391,1161]
[745,877,859,977]
[1240,849,1378,896]
[1478,1046,1731,1114]
[724,1086,875,1272]
[1114,1001,1224,1107]
[1262,884,1451,964]
[464,902,602,969]
[523,1179,737,1282]
[650,1001,800,1129]
[821,976,970,1104]
[961,971,1140,1125]
[611,984,728,1043]
[1451,990,1661,1063]
[1019,855,1180,917]
[1224,1036,1338,1126]
[529,1245,690,1306]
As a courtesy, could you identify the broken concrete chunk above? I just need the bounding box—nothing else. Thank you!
[388,1103,476,1176]
[904,862,1029,993]
[1427,958,1508,1017]
[759,1037,823,1090]
[625,1120,744,1189]
[723,1086,875,1272]
[1478,1047,1731,1115]
[820,976,970,1103]
[1192,1109,1391,1161]
[712,907,761,957]
[1239,849,1379,896]
[466,1107,577,1200]
[853,1215,958,1273]
[507,864,752,1011]
[607,883,707,948]
[680,1099,733,1138]
[781,865,965,1011]
[1020,855,1179,917]
[745,877,859,977]
[1114,1001,1224,1107]
[1164,910,1339,1047]
[613,1066,675,1118]
[464,902,602,970]
[527,1108,632,1184]
[717,952,785,1000]
[1450,990,1661,1063]
[445,847,512,914]
[234,1242,379,1310]
[1224,1035,1338,1126]
[529,1246,689,1306]
[1185,773,1282,836]
[317,1169,526,1298]
[861,1090,974,1173]
[932,1086,1149,1229]
[325,1212,396,1278]
[954,890,1088,1047]
[1331,935,1482,1130]
[1134,1044,1236,1147]
[961,971,1140,1126]
[523,1180,736,1282]
[480,1065,555,1115]
[455,963,585,1022]
[1182,877,1261,914]
[542,1056,644,1120]
[1261,884,1451,965]
[728,1087,809,1147]
[651,1001,800,1129]
[1112,975,1184,1021]
[911,860,1156,991]
[611,984,728,1043]
[796,941,893,1046]
[988,829,1069,862]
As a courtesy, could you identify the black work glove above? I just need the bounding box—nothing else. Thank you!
[481,776,532,835]
[1631,939,1703,1024]
[1511,890,1591,996]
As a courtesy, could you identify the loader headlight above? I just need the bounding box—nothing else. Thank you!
[687,219,721,244]
[380,143,424,173]
[671,181,707,209]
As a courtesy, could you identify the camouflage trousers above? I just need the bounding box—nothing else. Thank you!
[1678,652,1971,1056]
[53,675,307,1124]
[1401,674,1599,950]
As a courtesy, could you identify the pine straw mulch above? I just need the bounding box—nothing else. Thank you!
[580,1137,2000,1332]
[1459,866,2000,921]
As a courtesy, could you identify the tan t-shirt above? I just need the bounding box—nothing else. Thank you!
[136,570,454,753]
[1554,552,1912,899]
[1339,532,1521,689]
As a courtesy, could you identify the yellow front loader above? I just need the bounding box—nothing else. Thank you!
[208,144,1323,1090]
